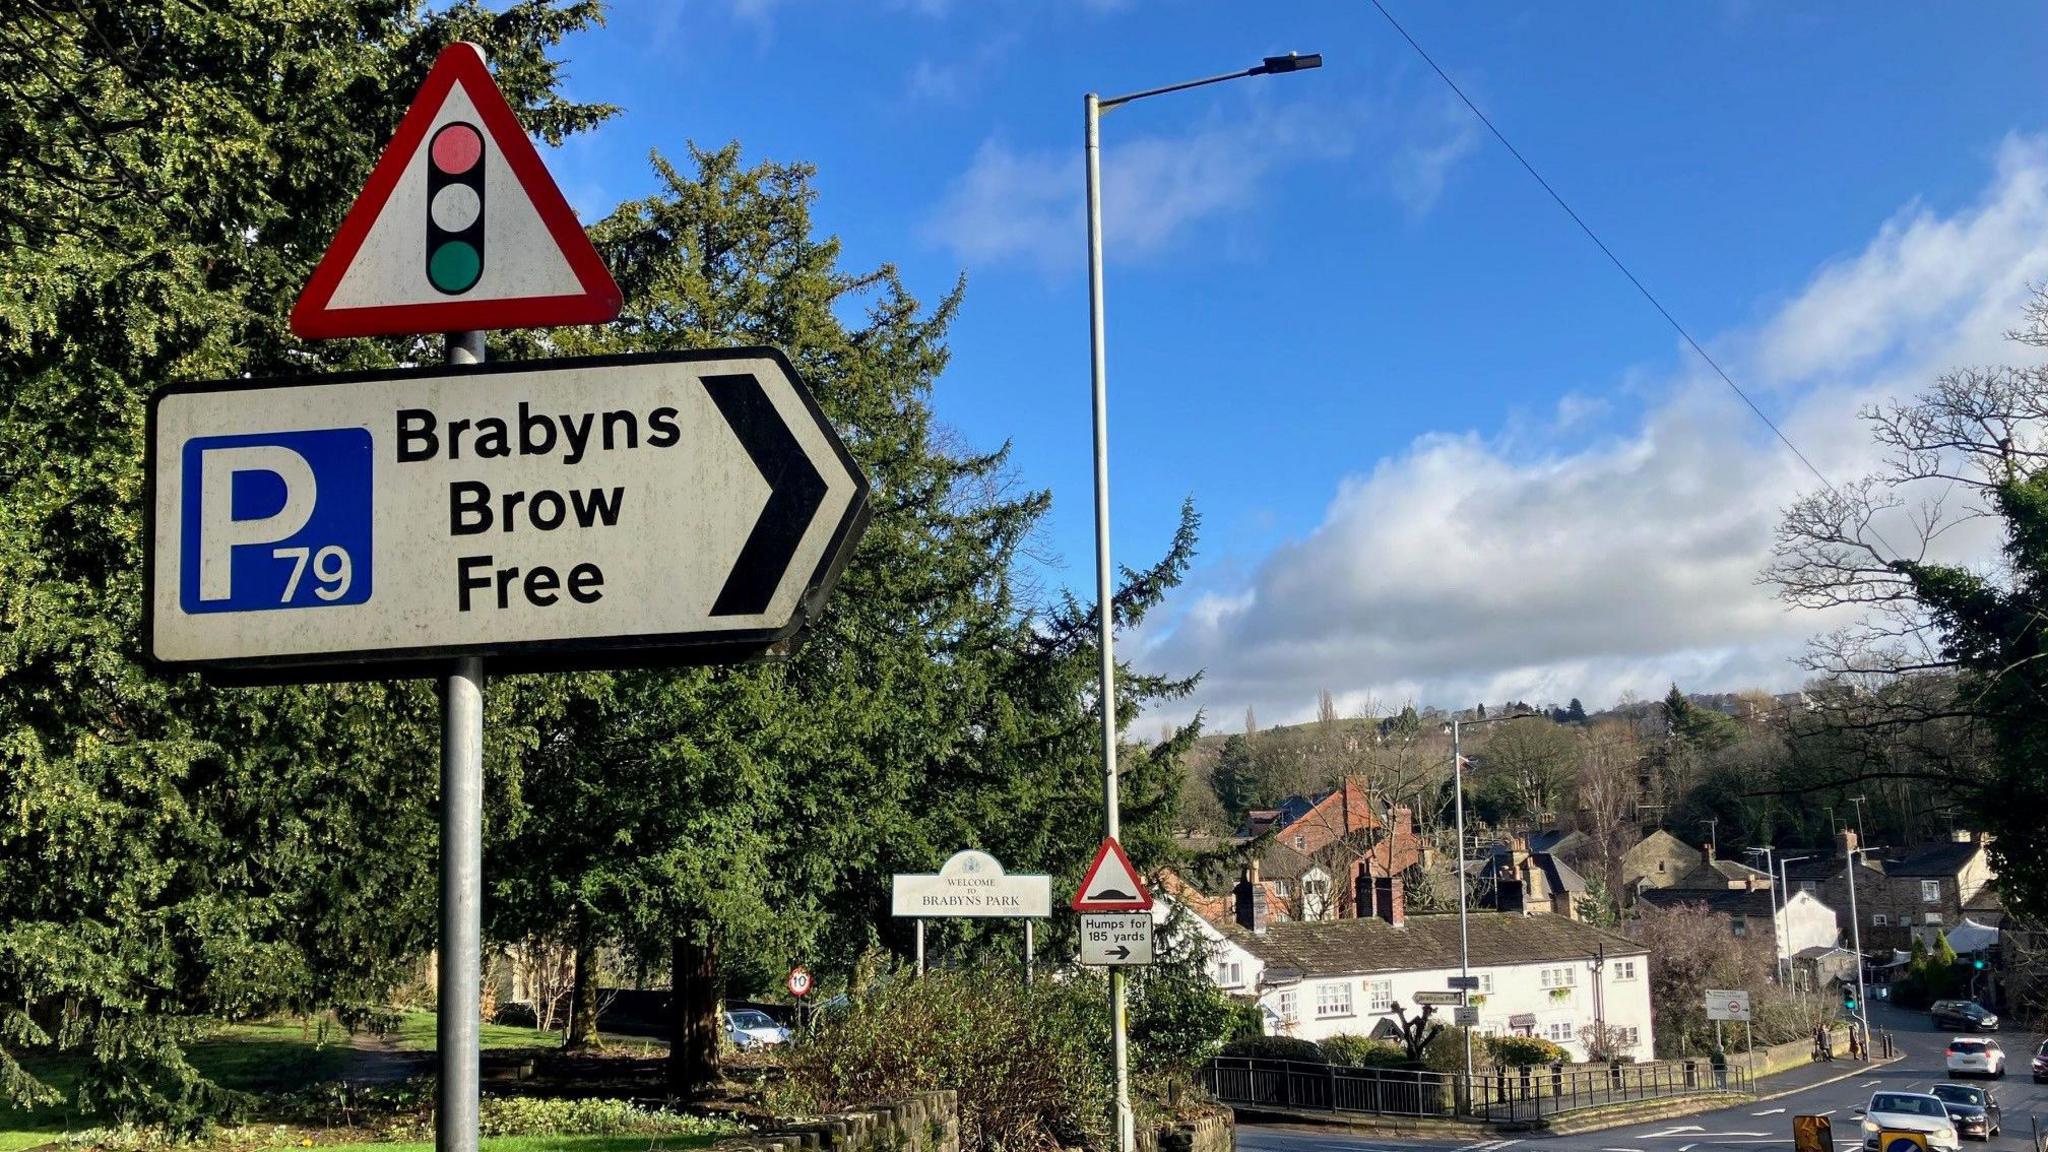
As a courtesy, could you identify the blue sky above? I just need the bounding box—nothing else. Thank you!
[538,2,2048,730]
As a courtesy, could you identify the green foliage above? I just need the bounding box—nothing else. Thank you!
[1127,965,1238,1077]
[1219,1035,1324,1063]
[475,1098,740,1138]
[1318,1035,1407,1068]
[1486,1036,1566,1067]
[1422,1026,1478,1074]
[1209,735,1259,823]
[773,962,1112,1152]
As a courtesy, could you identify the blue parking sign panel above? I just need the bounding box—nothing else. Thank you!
[178,429,373,613]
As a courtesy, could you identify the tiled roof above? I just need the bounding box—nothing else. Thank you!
[1216,911,1643,980]
[1637,887,1776,917]
[1888,841,1984,878]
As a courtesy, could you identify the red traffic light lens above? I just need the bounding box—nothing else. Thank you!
[431,124,483,175]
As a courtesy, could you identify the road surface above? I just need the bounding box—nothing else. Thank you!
[1239,1004,2043,1152]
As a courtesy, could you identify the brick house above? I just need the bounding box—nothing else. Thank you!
[1784,830,1996,951]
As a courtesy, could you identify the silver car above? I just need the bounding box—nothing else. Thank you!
[1859,1091,1962,1152]
[722,1007,791,1050]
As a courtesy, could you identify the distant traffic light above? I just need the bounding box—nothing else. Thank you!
[426,122,486,294]
[1842,989,1858,1012]
[1973,959,1987,971]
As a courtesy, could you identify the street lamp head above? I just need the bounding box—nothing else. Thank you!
[1253,52,1323,76]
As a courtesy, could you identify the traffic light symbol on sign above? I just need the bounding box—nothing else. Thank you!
[426,122,485,294]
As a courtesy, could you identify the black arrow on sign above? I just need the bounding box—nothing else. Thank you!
[705,372,829,617]
[1107,945,1131,961]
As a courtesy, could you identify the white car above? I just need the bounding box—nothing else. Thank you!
[1860,1091,1963,1152]
[1947,1037,2006,1079]
[722,1007,791,1050]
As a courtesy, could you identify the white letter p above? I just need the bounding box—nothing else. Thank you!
[198,445,317,602]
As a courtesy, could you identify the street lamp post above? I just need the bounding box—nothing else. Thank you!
[1778,855,1813,985]
[1084,52,1320,1152]
[1745,847,1780,983]
[1445,709,1540,1084]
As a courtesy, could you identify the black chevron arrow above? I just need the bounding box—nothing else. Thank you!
[705,372,829,617]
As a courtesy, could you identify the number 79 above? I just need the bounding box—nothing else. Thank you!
[273,545,353,601]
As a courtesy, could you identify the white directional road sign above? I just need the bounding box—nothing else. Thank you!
[147,349,868,676]
[1412,991,1464,1007]
[891,850,1052,919]
[1704,988,1753,1022]
[1453,1006,1481,1026]
[1079,913,1154,966]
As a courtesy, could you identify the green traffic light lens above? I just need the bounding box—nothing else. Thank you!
[429,241,481,294]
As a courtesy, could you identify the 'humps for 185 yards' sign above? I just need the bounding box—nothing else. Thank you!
[146,350,868,676]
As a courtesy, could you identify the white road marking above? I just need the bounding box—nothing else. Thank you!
[1755,1108,1788,1116]
[1680,1144,1698,1151]
[1818,1109,1838,1117]
[1601,1146,1646,1151]
[1861,1080,1881,1087]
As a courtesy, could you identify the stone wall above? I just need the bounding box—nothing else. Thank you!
[1138,1109,1233,1152]
[713,1090,959,1152]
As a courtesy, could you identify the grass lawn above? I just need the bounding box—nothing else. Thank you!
[387,1011,559,1052]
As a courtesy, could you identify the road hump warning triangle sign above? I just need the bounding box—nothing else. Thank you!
[1072,837,1153,912]
[291,42,621,340]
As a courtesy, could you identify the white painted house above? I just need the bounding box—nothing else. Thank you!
[1162,873,1655,1063]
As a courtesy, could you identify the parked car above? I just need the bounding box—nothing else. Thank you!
[1858,1091,1963,1152]
[1929,1083,2001,1140]
[1946,1037,2006,1079]
[722,1007,790,1050]
[1930,1000,2000,1032]
[2032,1039,2048,1083]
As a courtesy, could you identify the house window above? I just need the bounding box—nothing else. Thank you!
[1541,967,1576,989]
[1546,1022,1575,1042]
[1613,960,1638,981]
[1368,979,1393,1012]
[1304,877,1328,897]
[1616,1026,1640,1048]
[1873,913,1890,927]
[1731,917,1749,938]
[1316,982,1353,1018]
[1273,880,1290,897]
[1925,913,1943,926]
[1478,974,1495,994]
[1215,961,1243,988]
[1800,881,1817,895]
[1293,834,1306,851]
[1658,861,1667,873]
[1922,880,1941,903]
[1277,989,1298,1023]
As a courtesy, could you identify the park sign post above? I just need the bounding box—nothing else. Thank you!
[892,850,1052,979]
[195,43,868,1152]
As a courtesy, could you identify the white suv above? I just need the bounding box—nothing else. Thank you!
[1946,1037,2006,1079]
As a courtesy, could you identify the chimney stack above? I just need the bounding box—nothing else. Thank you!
[1374,873,1406,928]
[1235,859,1269,935]
[1837,827,1859,859]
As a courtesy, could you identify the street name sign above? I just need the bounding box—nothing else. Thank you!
[1079,913,1154,966]
[1446,975,1481,991]
[1071,837,1153,913]
[1412,991,1464,1007]
[292,43,620,338]
[146,349,868,676]
[891,850,1052,919]
[1453,1006,1481,1026]
[1704,989,1752,1022]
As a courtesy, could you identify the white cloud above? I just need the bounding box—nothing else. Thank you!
[923,104,1348,271]
[1129,134,2048,731]
[1390,94,1482,214]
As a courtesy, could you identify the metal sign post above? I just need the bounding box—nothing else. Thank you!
[439,331,485,1152]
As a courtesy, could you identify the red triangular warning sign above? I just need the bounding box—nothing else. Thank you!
[1072,837,1154,912]
[291,42,621,340]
